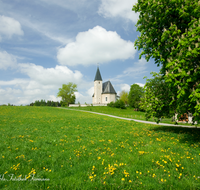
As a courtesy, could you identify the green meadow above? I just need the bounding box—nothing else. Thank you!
[69,106,200,127]
[0,106,200,190]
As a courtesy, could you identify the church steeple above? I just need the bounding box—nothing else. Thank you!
[94,66,102,81]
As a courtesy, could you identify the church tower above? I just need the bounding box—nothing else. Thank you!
[93,67,102,104]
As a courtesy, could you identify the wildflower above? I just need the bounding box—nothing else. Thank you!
[121,178,125,181]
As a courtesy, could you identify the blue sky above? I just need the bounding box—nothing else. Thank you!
[0,0,161,105]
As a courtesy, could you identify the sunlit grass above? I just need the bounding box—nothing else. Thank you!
[0,106,200,189]
[69,106,200,127]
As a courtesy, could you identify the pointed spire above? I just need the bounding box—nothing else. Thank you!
[94,66,102,81]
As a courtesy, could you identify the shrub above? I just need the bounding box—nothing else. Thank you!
[107,100,126,109]
[107,101,115,107]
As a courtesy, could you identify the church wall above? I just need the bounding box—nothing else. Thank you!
[101,94,116,104]
[110,94,117,103]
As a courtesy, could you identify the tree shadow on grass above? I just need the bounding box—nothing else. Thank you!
[150,125,200,145]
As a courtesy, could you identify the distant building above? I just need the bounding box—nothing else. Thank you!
[92,67,117,105]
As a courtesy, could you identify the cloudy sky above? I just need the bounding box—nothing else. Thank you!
[0,0,161,105]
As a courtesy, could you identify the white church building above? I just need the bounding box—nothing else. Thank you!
[92,67,117,105]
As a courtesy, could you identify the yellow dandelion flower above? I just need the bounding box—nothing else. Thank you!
[121,178,125,181]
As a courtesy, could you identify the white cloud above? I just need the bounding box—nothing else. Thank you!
[123,58,147,77]
[0,63,92,105]
[120,84,130,92]
[74,92,92,104]
[19,63,83,86]
[98,0,139,23]
[111,58,148,81]
[19,16,71,44]
[57,26,136,66]
[48,95,61,102]
[0,88,22,105]
[0,51,17,70]
[87,86,94,96]
[135,83,145,88]
[0,15,24,40]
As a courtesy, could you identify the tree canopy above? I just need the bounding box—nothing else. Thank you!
[133,0,200,123]
[57,83,77,106]
[141,72,176,123]
[119,90,129,106]
[128,84,144,109]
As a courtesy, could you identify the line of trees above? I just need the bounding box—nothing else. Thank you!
[30,100,61,107]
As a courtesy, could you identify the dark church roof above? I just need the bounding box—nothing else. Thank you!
[94,67,102,81]
[102,81,116,94]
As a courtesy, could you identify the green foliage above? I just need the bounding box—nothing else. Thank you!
[107,100,126,109]
[114,100,126,109]
[119,90,129,106]
[31,100,60,107]
[107,101,115,108]
[141,72,176,123]
[57,82,77,106]
[133,0,200,123]
[128,84,144,109]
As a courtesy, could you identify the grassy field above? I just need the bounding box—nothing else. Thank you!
[69,106,200,127]
[0,106,200,189]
